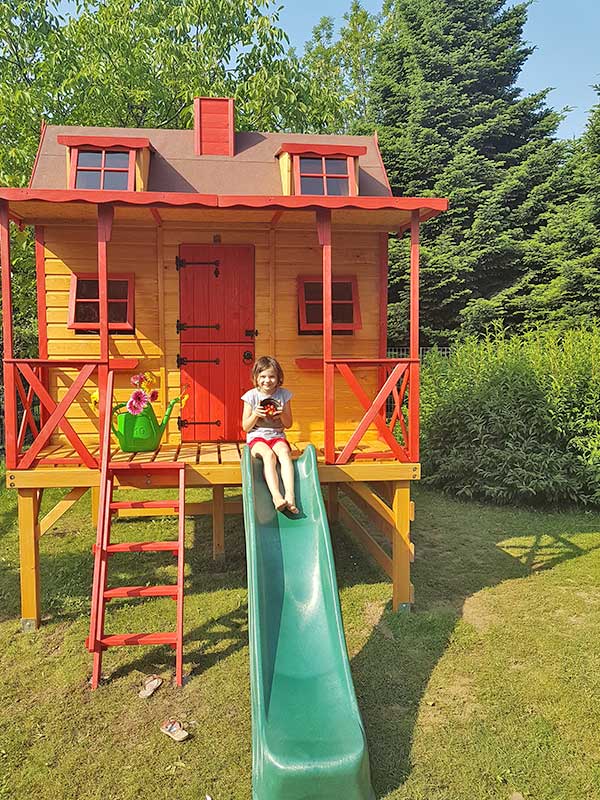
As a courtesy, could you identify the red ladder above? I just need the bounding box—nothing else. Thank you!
[86,373,186,689]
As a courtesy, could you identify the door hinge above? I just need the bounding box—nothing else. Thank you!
[245,329,259,338]
[176,256,220,277]
[176,320,220,334]
[178,417,221,429]
[177,355,221,368]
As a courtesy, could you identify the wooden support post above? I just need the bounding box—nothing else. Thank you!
[409,210,420,462]
[18,488,41,631]
[91,486,100,527]
[392,481,413,611]
[97,204,113,456]
[1,199,18,469]
[317,209,335,463]
[327,483,339,522]
[212,486,225,561]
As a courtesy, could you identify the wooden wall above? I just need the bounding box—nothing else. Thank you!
[43,220,385,449]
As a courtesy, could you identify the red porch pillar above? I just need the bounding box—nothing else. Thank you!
[97,204,114,453]
[1,199,17,468]
[317,209,335,463]
[408,210,420,462]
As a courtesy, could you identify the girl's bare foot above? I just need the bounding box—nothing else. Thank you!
[285,497,299,514]
[273,495,288,511]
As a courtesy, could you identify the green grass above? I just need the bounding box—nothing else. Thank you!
[1,466,600,800]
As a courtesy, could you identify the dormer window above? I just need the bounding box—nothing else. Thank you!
[299,157,349,196]
[277,143,366,196]
[57,135,153,191]
[75,149,134,190]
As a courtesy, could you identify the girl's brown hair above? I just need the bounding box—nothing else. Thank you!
[252,355,284,387]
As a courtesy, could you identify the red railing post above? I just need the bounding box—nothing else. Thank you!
[97,204,113,454]
[317,209,335,463]
[35,226,49,429]
[0,199,17,468]
[409,210,420,462]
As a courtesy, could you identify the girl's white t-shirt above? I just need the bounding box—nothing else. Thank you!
[241,387,292,443]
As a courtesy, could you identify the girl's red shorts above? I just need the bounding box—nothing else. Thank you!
[248,437,291,451]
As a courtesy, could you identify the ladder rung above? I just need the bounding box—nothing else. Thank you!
[104,585,178,599]
[109,461,185,471]
[109,500,179,510]
[99,632,177,647]
[104,541,179,554]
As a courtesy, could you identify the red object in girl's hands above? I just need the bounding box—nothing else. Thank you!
[260,398,279,417]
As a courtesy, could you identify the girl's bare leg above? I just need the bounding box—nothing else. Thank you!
[251,442,286,509]
[273,442,298,513]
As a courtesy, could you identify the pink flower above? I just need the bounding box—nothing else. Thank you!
[130,373,146,388]
[149,389,159,402]
[126,389,149,415]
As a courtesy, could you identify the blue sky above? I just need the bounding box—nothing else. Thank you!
[278,0,599,139]
[56,0,599,138]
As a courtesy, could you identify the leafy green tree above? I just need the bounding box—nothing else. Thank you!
[0,0,340,362]
[302,1,378,133]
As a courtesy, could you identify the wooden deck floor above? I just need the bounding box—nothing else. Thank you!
[7,440,420,488]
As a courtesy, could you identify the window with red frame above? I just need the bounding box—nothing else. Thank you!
[68,273,135,333]
[72,149,135,190]
[297,276,361,334]
[296,156,351,196]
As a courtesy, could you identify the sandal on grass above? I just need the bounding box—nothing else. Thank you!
[138,674,163,698]
[160,719,189,742]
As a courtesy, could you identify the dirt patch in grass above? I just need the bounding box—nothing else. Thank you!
[419,673,480,728]
[461,593,498,632]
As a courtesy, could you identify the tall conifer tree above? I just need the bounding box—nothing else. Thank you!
[368,0,566,343]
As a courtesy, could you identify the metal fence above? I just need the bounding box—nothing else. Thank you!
[386,346,451,359]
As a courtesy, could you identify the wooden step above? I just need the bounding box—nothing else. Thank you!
[104,585,178,600]
[109,500,179,511]
[102,541,179,554]
[99,632,177,647]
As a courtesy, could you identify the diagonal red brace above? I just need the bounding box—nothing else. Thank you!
[17,363,97,469]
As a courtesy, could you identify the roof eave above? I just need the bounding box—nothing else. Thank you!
[0,187,448,214]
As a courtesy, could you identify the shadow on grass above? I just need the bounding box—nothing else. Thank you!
[340,488,600,797]
[105,602,249,682]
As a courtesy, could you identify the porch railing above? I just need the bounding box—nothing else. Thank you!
[324,357,419,465]
[3,358,137,470]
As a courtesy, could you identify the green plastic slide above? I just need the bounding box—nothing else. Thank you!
[241,444,375,800]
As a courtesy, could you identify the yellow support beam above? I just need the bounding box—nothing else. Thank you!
[39,487,89,535]
[212,486,225,561]
[17,489,41,631]
[338,503,392,578]
[6,461,421,489]
[392,481,413,611]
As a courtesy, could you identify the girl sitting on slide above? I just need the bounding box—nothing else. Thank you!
[241,356,299,514]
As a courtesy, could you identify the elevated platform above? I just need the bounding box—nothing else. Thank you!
[6,440,420,489]
[9,439,417,630]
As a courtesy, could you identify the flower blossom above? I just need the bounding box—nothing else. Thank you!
[126,389,149,415]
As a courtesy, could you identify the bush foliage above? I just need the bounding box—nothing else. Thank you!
[420,328,600,506]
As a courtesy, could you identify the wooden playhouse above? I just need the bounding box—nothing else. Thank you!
[1,97,447,635]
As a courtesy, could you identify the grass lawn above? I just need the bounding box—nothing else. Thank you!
[1,466,600,800]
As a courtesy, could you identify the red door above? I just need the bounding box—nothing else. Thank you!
[178,245,255,441]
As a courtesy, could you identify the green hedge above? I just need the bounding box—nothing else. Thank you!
[420,328,600,506]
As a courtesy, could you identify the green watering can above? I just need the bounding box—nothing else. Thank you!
[111,397,181,453]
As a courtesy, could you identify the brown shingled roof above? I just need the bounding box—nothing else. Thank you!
[30,125,392,197]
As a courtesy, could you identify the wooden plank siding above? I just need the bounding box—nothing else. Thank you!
[43,221,386,450]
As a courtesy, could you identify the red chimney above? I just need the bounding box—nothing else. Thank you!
[193,97,235,157]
